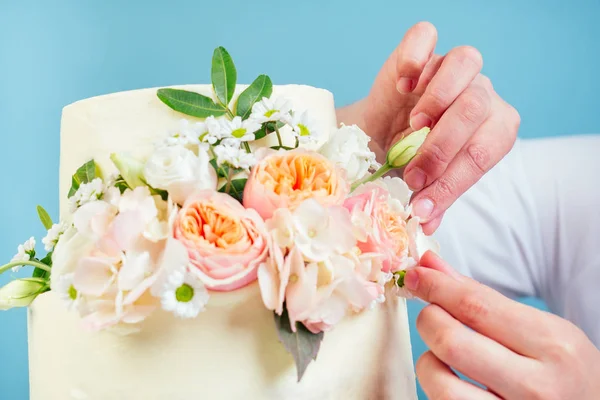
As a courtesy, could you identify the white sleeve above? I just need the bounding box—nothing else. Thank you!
[434,134,600,344]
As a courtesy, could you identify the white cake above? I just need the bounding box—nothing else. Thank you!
[27,85,418,400]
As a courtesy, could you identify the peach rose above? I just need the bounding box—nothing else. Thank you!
[243,149,349,220]
[343,183,412,273]
[173,190,269,291]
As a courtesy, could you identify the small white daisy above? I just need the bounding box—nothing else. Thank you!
[250,96,293,123]
[198,116,226,145]
[42,221,69,252]
[160,269,209,319]
[161,119,202,147]
[391,270,414,299]
[289,110,319,144]
[69,177,105,212]
[55,273,80,311]
[219,116,261,142]
[11,237,36,272]
[213,139,257,170]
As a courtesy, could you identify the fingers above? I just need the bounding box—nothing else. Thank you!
[409,93,519,223]
[416,351,501,400]
[404,255,548,357]
[409,45,483,130]
[404,79,491,195]
[395,22,438,94]
[417,304,536,399]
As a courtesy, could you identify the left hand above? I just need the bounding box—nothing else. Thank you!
[404,252,600,400]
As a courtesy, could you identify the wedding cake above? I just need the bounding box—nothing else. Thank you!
[0,47,436,399]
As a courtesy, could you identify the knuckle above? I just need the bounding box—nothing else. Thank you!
[431,176,457,201]
[451,45,483,70]
[520,380,558,400]
[412,21,438,38]
[478,74,494,91]
[506,105,522,133]
[465,143,491,174]
[421,141,453,170]
[433,327,461,365]
[459,88,491,125]
[456,291,489,328]
[427,86,452,110]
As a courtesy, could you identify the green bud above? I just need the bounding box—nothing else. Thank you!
[110,153,147,189]
[386,127,430,168]
[0,279,46,310]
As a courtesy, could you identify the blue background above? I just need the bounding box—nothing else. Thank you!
[1,1,598,399]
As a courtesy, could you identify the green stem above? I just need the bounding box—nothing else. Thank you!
[225,166,232,193]
[275,126,284,148]
[226,108,235,120]
[350,163,393,192]
[243,142,251,153]
[0,260,52,276]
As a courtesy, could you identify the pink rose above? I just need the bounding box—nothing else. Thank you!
[243,149,349,220]
[173,190,269,291]
[343,184,412,273]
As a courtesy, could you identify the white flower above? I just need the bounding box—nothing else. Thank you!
[319,124,380,182]
[69,178,105,212]
[213,138,257,169]
[0,278,46,310]
[250,96,292,123]
[160,268,209,319]
[267,199,356,263]
[10,237,36,272]
[219,116,261,142]
[54,273,80,311]
[50,226,96,290]
[42,221,70,251]
[144,144,217,204]
[407,217,440,261]
[161,119,202,148]
[198,116,226,145]
[289,110,318,144]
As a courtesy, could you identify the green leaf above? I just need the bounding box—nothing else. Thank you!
[235,75,273,120]
[255,120,285,140]
[36,206,53,230]
[211,47,237,106]
[209,159,244,179]
[274,308,324,382]
[110,153,146,189]
[218,178,247,203]
[32,253,52,280]
[113,175,130,194]
[68,160,101,197]
[157,89,227,118]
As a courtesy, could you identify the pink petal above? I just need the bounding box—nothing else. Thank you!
[74,257,116,296]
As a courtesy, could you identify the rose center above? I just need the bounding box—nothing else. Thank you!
[175,284,194,303]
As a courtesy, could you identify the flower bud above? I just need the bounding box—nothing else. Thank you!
[110,152,146,189]
[386,127,430,168]
[0,279,46,310]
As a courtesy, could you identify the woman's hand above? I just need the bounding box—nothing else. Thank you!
[337,22,520,234]
[404,252,600,400]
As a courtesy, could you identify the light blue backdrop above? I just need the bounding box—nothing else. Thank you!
[1,1,598,399]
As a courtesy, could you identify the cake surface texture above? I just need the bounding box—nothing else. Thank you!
[27,84,418,400]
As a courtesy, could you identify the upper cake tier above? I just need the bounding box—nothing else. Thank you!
[58,84,337,218]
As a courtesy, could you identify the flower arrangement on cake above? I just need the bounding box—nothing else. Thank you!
[0,47,437,381]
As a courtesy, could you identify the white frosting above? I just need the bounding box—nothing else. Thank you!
[28,84,417,399]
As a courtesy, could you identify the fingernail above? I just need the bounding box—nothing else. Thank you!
[397,77,416,94]
[412,198,435,220]
[404,268,419,291]
[410,113,433,130]
[404,168,427,191]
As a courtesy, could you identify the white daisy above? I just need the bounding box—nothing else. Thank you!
[69,178,105,212]
[55,273,80,311]
[160,268,209,319]
[213,138,257,170]
[250,96,293,123]
[199,116,226,145]
[42,221,69,252]
[289,110,319,144]
[162,119,202,147]
[391,270,414,299]
[219,116,261,142]
[10,237,36,272]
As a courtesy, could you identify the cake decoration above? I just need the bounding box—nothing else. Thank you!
[0,46,437,382]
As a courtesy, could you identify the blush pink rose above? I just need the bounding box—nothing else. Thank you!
[343,184,411,273]
[243,149,349,220]
[173,190,269,291]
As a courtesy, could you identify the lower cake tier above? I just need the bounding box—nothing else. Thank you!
[28,284,417,400]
